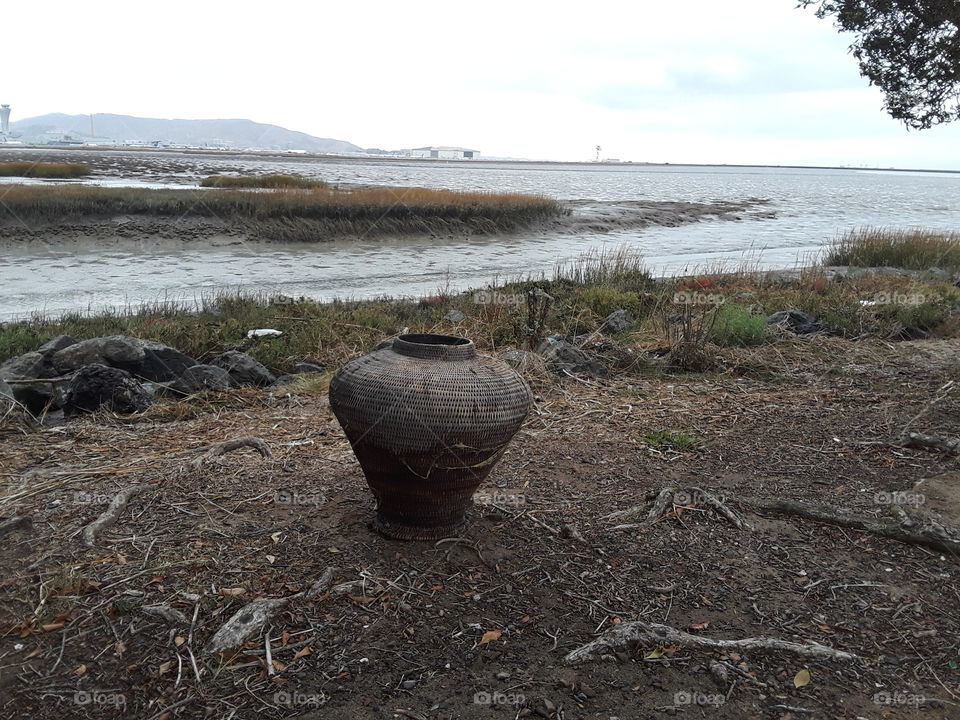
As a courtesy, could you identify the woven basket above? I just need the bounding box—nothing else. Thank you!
[329,333,531,540]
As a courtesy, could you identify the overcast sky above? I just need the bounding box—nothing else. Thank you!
[5,0,959,169]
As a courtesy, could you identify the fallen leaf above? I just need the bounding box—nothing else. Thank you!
[644,648,664,659]
[270,532,282,543]
[265,555,276,564]
[114,640,127,656]
[174,636,186,647]
[479,630,502,646]
[327,547,341,553]
[25,647,43,659]
[271,659,287,672]
[347,595,376,604]
[794,669,812,688]
[74,664,87,676]
[220,587,246,597]
[689,621,710,631]
[293,646,312,660]
[158,660,173,676]
[281,630,290,645]
[40,622,65,632]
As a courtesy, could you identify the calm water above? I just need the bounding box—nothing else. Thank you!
[1,150,958,320]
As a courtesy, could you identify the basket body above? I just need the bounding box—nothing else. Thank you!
[329,333,531,540]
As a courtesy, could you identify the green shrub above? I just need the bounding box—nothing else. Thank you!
[708,304,768,347]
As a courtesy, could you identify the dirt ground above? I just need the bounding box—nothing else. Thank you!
[1,337,959,720]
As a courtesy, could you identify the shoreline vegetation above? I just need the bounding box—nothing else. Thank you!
[0,180,564,240]
[0,161,91,178]
[1,229,958,376]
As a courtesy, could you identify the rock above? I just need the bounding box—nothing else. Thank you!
[141,381,177,397]
[36,335,77,356]
[291,362,326,374]
[444,309,466,323]
[6,380,69,415]
[137,340,200,382]
[271,374,298,387]
[0,378,14,411]
[210,350,276,387]
[400,680,416,690]
[0,352,54,381]
[602,309,634,334]
[765,310,822,335]
[62,364,153,416]
[537,336,606,377]
[52,336,145,374]
[171,364,233,393]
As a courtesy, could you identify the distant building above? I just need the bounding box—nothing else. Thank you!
[0,104,10,135]
[410,146,479,159]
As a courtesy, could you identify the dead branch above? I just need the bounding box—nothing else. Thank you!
[82,485,148,547]
[206,567,333,654]
[190,436,272,467]
[744,497,960,557]
[902,432,959,455]
[564,620,857,664]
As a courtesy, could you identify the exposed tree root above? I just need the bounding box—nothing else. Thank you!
[206,567,334,654]
[744,497,960,557]
[564,620,857,664]
[604,486,751,530]
[189,436,272,467]
[902,432,959,455]
[82,485,148,547]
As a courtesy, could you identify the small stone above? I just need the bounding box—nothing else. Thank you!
[495,671,511,680]
[400,679,416,690]
[444,309,466,323]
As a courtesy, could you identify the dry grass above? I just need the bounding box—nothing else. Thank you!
[0,161,91,178]
[823,227,960,272]
[0,184,562,239]
[199,173,329,189]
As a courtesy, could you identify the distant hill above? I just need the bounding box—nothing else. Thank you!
[10,113,361,153]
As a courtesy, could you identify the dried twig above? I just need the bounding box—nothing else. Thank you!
[189,436,272,467]
[206,567,334,654]
[82,485,148,547]
[564,620,857,663]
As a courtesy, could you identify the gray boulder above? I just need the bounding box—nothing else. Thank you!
[36,335,77,357]
[62,364,153,416]
[172,364,232,394]
[444,309,466,323]
[765,310,822,335]
[537,336,606,377]
[137,340,199,382]
[291,362,326,374]
[211,350,276,386]
[5,379,69,416]
[52,336,145,374]
[603,309,634,334]
[0,378,14,411]
[0,352,54,381]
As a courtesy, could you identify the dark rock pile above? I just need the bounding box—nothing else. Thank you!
[0,335,318,419]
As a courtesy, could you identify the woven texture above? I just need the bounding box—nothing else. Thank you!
[329,334,531,540]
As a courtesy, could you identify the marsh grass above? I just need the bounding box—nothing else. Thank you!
[0,161,91,178]
[0,184,562,239]
[200,174,330,189]
[823,228,960,272]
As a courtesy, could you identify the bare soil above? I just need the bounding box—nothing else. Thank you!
[1,337,959,720]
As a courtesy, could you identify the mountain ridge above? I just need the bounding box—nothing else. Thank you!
[9,113,361,154]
